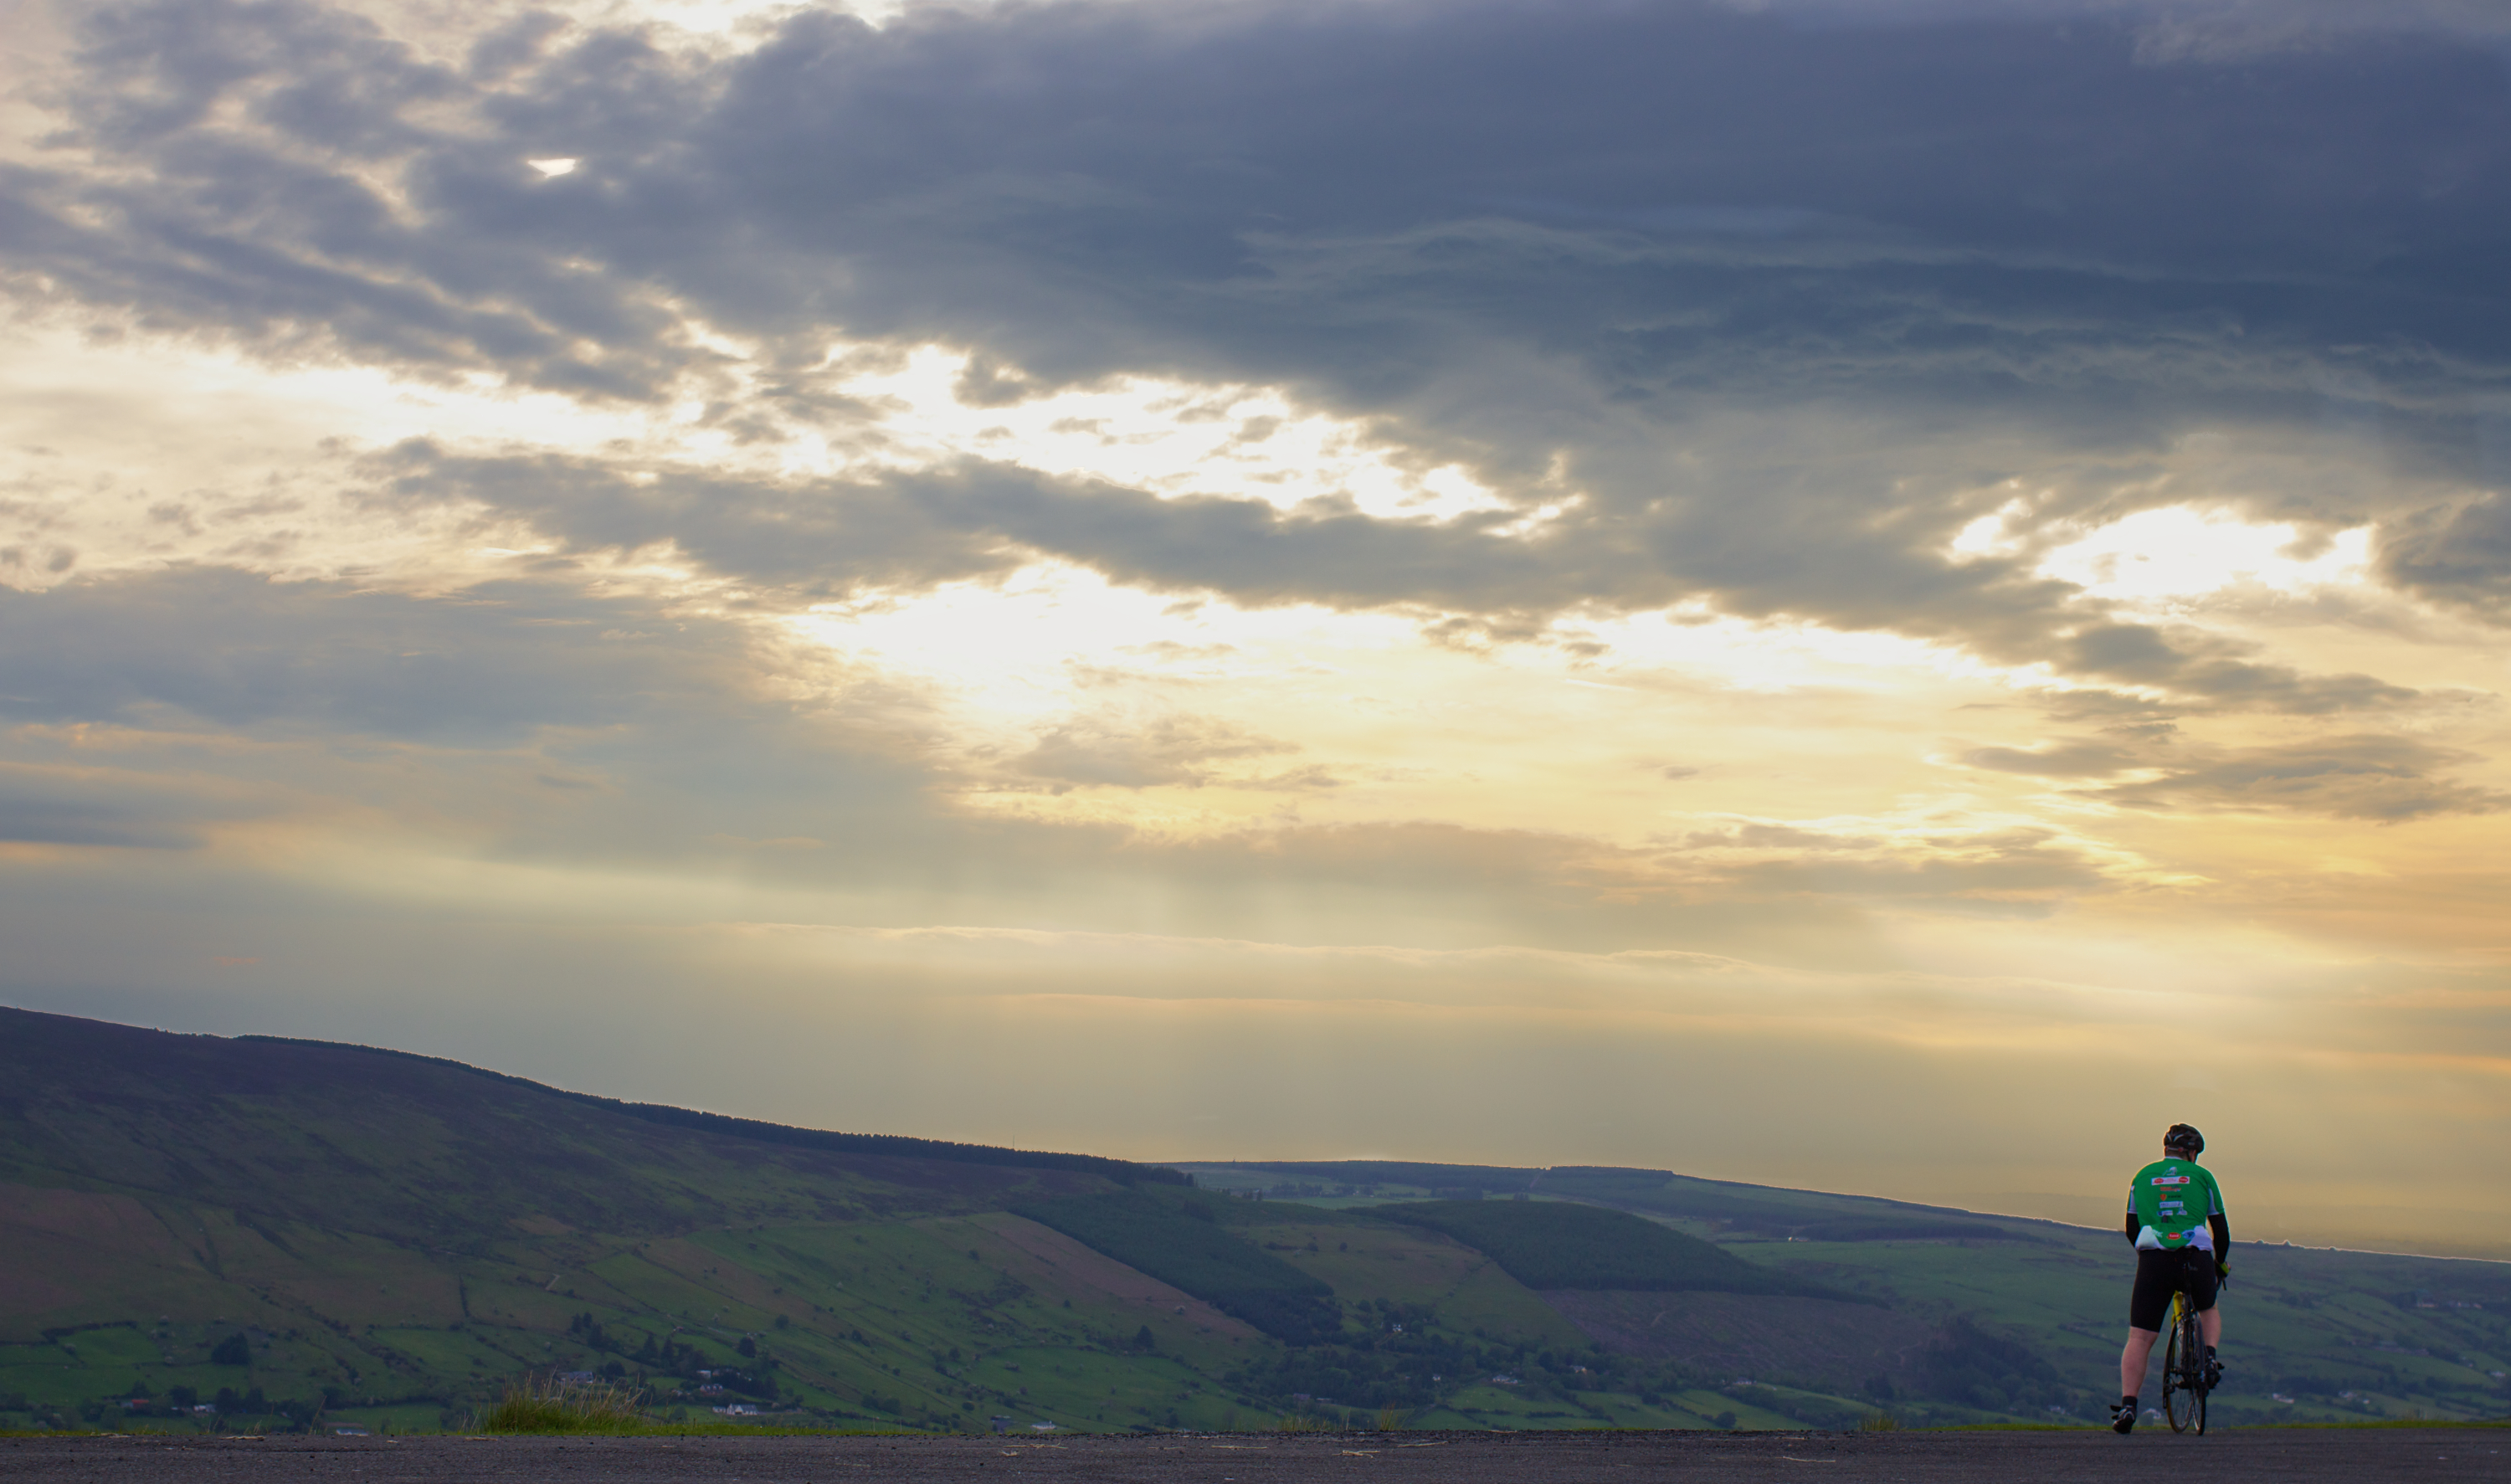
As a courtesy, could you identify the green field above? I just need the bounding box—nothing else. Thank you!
[3,1008,2506,1434]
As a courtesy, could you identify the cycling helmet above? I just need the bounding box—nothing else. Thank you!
[2163,1122,2205,1155]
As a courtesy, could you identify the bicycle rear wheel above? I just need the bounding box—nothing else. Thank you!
[2162,1292,2205,1434]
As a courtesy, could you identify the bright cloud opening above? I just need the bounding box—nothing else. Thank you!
[822,347,1518,521]
[2036,508,2374,606]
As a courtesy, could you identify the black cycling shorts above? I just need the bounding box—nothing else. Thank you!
[2129,1247,2218,1332]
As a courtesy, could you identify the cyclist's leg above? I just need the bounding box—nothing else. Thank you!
[2185,1251,2224,1386]
[2123,1247,2176,1396]
[2118,1326,2159,1398]
[2187,1250,2222,1344]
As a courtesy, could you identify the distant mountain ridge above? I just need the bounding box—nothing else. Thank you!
[1214,1161,2036,1245]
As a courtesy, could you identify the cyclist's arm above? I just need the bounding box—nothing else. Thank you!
[2123,1207,2139,1245]
[2209,1212,2229,1253]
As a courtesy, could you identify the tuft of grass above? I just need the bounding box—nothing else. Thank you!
[474,1375,651,1435]
[1856,1410,1901,1431]
[1375,1406,1407,1431]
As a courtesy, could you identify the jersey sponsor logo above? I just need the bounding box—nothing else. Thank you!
[2150,1175,2190,1185]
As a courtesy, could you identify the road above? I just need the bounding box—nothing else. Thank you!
[3,1427,2504,1482]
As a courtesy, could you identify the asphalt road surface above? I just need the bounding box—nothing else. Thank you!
[3,1429,2505,1482]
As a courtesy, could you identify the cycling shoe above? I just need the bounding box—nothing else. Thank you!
[2110,1400,2137,1435]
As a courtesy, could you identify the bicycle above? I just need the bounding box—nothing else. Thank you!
[2159,1259,2216,1435]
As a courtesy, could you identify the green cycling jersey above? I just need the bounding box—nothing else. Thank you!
[2128,1155,2224,1251]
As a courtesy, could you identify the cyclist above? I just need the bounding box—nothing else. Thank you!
[2112,1122,2227,1435]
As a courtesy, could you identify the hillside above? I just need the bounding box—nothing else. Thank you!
[0,1013,1158,1241]
[3,1007,2508,1435]
[0,1008,1204,1433]
[1184,1162,2511,1429]
[0,1010,1743,1434]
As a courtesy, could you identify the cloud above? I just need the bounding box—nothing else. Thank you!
[1961,740,2140,777]
[40,2,2491,404]
[1723,850,2112,917]
[358,445,1032,599]
[2057,624,2424,713]
[1661,821,2122,917]
[358,439,2440,717]
[2381,493,2511,618]
[0,761,257,848]
[0,563,975,879]
[2096,735,2509,820]
[0,562,2120,941]
[1016,713,1298,790]
[0,564,752,743]
[0,565,1995,943]
[2116,0,2511,62]
[359,441,1646,614]
[1958,724,2511,821]
[6,0,2505,687]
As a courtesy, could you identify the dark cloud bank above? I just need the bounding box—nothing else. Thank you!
[8,0,2509,652]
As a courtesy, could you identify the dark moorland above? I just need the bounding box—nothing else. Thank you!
[3,1007,2508,1436]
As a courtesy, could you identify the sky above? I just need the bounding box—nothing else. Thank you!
[3,0,2508,1256]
